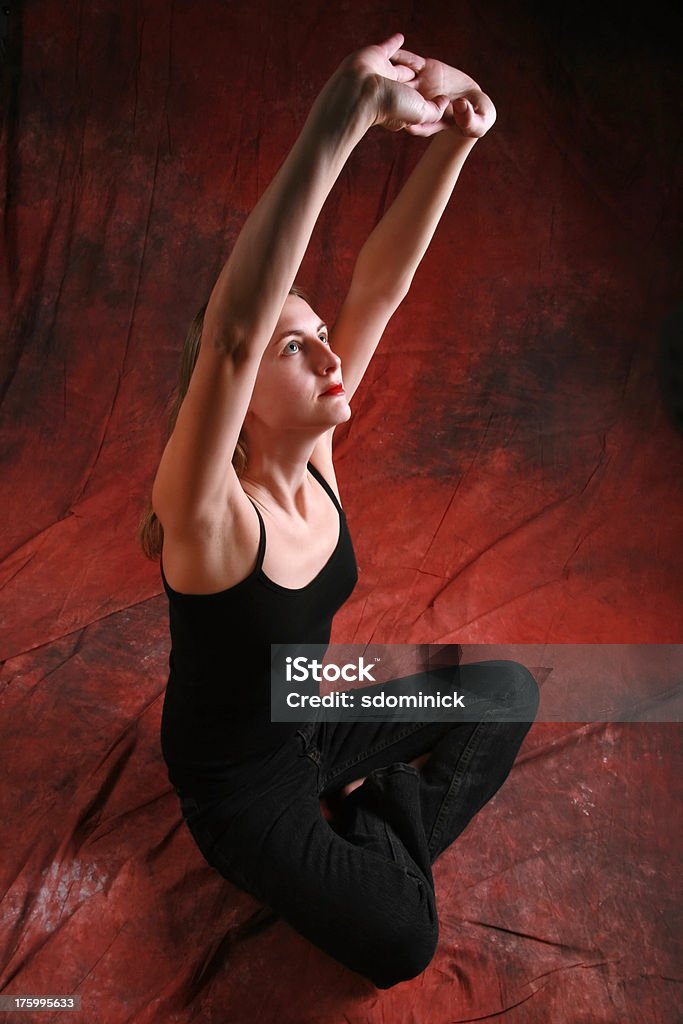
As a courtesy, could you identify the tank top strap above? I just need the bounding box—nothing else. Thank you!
[246,497,267,571]
[307,460,343,516]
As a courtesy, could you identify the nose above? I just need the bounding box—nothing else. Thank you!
[312,338,342,375]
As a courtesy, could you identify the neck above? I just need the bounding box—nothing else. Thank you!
[240,443,320,518]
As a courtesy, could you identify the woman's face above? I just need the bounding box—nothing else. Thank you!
[245,294,351,433]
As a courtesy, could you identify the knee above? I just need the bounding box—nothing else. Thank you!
[491,660,540,720]
[370,913,439,990]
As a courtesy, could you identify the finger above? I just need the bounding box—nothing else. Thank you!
[477,92,497,128]
[457,99,483,137]
[390,48,425,71]
[393,64,416,83]
[401,94,449,135]
[453,97,471,123]
[404,121,444,138]
[453,95,490,137]
[377,32,405,57]
[423,93,450,122]
[453,91,497,135]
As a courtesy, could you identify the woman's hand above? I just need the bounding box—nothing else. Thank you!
[391,49,497,139]
[340,33,451,133]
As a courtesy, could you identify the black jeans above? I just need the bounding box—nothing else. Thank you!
[175,660,539,989]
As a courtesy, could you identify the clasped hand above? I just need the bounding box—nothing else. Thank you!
[344,32,496,139]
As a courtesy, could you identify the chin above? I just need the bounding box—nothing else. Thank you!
[330,402,352,425]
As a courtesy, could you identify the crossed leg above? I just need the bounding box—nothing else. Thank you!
[320,660,540,837]
[339,749,433,798]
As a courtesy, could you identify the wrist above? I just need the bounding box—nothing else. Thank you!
[427,125,478,155]
[316,64,378,136]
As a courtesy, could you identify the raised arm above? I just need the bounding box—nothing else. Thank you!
[152,34,450,529]
[328,52,496,404]
[202,35,452,361]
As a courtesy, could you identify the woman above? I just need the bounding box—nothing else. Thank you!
[139,34,538,989]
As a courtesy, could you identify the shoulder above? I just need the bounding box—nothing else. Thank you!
[158,485,260,595]
[308,427,342,505]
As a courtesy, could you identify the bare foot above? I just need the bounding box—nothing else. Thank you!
[339,750,433,799]
[409,751,432,771]
[340,776,366,799]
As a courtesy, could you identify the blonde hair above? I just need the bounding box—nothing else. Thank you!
[137,283,313,560]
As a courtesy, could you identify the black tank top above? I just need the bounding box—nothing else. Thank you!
[159,461,358,801]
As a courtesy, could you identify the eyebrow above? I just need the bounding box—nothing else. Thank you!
[274,321,327,344]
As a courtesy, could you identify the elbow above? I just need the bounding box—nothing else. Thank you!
[374,280,412,311]
[350,262,412,309]
[392,277,412,306]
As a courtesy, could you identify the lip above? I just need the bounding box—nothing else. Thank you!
[320,383,345,397]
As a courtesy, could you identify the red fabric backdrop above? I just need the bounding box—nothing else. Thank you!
[1,1,681,1021]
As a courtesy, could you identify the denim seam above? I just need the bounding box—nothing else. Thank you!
[319,724,428,791]
[295,723,317,752]
[383,819,402,867]
[382,815,423,880]
[426,719,489,858]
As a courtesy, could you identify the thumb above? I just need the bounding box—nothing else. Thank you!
[453,96,472,126]
[423,93,450,122]
[377,31,405,57]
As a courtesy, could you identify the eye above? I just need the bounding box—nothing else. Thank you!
[283,340,302,354]
[319,332,330,345]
